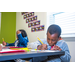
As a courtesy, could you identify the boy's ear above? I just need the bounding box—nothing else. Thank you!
[58,37,62,41]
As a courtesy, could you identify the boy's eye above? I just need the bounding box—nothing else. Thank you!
[52,40,55,41]
[48,38,50,40]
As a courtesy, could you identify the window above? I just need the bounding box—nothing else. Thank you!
[47,12,75,38]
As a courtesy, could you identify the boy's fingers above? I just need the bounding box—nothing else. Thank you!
[41,44,47,50]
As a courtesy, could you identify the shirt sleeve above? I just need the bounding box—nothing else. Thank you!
[57,41,71,62]
[28,39,46,49]
[17,33,29,44]
[6,43,15,46]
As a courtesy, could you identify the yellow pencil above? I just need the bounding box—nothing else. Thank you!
[36,36,43,44]
[2,38,4,41]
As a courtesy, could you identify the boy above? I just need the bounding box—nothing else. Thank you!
[2,29,29,62]
[2,29,29,47]
[32,24,71,62]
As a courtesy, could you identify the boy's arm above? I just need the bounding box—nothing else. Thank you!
[6,43,15,46]
[29,39,46,49]
[59,42,71,62]
[2,41,15,46]
[17,33,28,44]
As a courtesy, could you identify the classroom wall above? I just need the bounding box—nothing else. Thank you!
[16,12,75,62]
[16,12,47,43]
[66,42,75,62]
[0,12,16,43]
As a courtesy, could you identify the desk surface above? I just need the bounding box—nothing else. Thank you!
[0,50,65,61]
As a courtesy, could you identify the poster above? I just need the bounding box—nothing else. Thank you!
[28,20,40,27]
[21,12,45,32]
[24,12,34,19]
[31,25,44,32]
[22,12,28,15]
[26,16,37,23]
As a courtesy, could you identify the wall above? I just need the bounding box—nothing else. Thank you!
[16,12,47,43]
[0,12,16,43]
[66,42,75,62]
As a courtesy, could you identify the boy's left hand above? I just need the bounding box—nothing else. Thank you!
[17,30,21,34]
[51,45,62,51]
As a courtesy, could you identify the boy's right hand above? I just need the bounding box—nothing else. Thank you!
[37,44,47,50]
[2,41,7,46]
[0,45,2,51]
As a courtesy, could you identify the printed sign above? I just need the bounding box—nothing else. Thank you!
[22,12,28,15]
[26,16,37,23]
[24,12,34,19]
[21,12,45,32]
[28,20,40,27]
[31,25,44,32]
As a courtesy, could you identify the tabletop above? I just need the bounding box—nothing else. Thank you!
[0,50,65,61]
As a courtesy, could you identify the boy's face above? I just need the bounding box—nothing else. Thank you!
[47,31,60,46]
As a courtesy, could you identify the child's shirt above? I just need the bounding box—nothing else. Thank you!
[31,39,71,62]
[6,33,29,47]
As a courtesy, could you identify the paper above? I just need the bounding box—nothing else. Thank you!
[0,49,15,52]
[30,49,59,52]
[0,49,25,53]
[41,50,59,52]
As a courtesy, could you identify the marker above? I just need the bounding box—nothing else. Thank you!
[2,38,4,41]
[35,49,41,51]
[36,36,43,44]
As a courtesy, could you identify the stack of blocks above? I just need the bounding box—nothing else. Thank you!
[22,12,44,32]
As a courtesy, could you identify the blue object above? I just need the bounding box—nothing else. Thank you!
[6,33,29,47]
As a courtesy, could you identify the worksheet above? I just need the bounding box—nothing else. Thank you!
[30,49,59,52]
[0,49,25,53]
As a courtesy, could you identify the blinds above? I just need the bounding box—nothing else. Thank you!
[54,12,75,37]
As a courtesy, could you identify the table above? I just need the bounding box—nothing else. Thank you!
[0,50,65,61]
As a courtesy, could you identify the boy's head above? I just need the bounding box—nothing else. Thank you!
[16,29,28,39]
[47,24,61,46]
[19,29,27,37]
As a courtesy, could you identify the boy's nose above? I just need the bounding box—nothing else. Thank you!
[49,40,52,44]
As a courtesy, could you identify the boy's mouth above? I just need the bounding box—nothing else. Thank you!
[49,44,54,46]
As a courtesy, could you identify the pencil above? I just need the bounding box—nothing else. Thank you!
[36,36,43,44]
[2,38,4,41]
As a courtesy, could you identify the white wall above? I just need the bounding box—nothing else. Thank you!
[16,12,75,62]
[16,12,47,43]
[66,42,75,62]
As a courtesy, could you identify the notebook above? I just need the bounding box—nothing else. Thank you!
[0,49,25,53]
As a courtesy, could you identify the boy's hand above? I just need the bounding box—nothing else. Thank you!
[0,45,2,51]
[37,44,47,50]
[51,45,62,51]
[2,41,7,46]
[17,30,21,34]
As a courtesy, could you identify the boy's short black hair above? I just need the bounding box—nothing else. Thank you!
[19,29,27,37]
[47,24,61,37]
